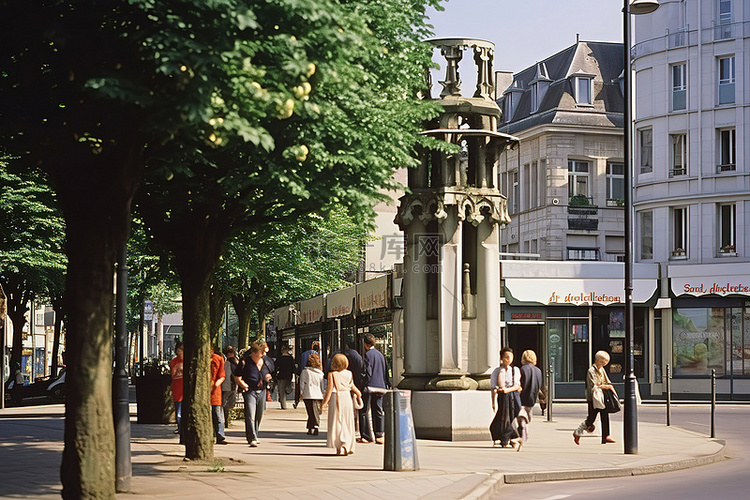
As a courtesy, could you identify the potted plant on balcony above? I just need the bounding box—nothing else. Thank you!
[133,358,175,424]
[719,244,736,254]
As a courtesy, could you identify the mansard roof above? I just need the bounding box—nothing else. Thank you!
[498,41,624,135]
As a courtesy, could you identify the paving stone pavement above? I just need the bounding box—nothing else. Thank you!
[0,401,726,499]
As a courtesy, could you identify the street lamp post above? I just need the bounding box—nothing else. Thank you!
[623,0,659,455]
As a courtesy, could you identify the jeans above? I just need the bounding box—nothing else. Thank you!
[277,379,292,409]
[358,392,384,442]
[175,401,182,430]
[242,389,266,443]
[212,404,225,442]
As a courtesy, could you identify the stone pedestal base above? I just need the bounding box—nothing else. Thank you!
[410,391,493,441]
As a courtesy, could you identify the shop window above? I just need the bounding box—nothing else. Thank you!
[593,308,646,383]
[547,309,590,383]
[673,308,726,376]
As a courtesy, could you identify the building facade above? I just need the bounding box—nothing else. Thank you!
[633,0,750,397]
[497,41,626,262]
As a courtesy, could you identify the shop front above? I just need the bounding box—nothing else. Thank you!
[668,265,750,399]
[501,261,658,399]
[325,285,356,356]
[355,274,395,386]
[273,304,298,357]
[296,295,324,366]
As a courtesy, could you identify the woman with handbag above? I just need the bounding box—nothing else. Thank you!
[573,350,617,445]
[489,347,524,450]
[299,352,326,435]
[322,353,363,455]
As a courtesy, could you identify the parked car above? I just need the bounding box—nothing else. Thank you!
[4,368,65,403]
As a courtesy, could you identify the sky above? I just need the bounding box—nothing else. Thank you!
[427,0,625,74]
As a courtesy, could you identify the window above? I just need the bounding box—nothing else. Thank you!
[672,207,688,257]
[574,76,592,105]
[718,128,736,171]
[567,248,599,261]
[511,171,519,214]
[568,160,590,199]
[640,211,653,260]
[670,134,687,176]
[719,204,736,253]
[639,129,652,173]
[531,84,540,113]
[606,162,624,205]
[672,64,686,111]
[717,0,733,39]
[718,56,735,104]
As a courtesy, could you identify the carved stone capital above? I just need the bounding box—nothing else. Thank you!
[456,192,511,226]
[395,193,448,229]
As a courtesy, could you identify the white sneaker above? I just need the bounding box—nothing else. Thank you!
[249,440,259,447]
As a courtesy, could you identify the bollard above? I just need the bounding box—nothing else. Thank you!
[710,369,716,438]
[666,364,671,426]
[384,389,419,471]
[547,360,554,422]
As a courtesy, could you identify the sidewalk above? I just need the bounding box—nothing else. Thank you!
[0,403,727,499]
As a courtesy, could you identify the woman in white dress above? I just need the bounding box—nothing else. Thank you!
[322,353,362,455]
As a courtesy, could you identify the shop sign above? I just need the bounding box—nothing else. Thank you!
[510,312,542,320]
[671,277,750,297]
[357,274,389,313]
[326,286,356,318]
[273,304,297,331]
[299,295,324,324]
[505,278,656,306]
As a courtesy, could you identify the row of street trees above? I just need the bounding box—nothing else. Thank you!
[0,0,446,497]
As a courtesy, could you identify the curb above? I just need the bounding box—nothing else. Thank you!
[463,439,728,499]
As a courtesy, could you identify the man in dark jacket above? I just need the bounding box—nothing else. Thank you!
[275,345,296,409]
[518,349,543,442]
[359,333,387,444]
[343,341,364,391]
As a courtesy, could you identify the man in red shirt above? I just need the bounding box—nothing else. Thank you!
[211,346,227,444]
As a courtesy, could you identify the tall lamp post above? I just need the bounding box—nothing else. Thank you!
[623,0,659,455]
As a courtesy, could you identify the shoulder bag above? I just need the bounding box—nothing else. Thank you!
[603,388,621,413]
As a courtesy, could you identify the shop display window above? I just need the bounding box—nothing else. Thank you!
[672,308,725,376]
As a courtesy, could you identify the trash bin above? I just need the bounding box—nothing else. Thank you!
[384,389,419,471]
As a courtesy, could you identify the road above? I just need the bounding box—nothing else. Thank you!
[496,404,750,500]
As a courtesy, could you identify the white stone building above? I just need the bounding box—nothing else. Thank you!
[633,0,750,397]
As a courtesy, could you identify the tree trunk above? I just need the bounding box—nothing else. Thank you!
[257,304,271,341]
[59,207,130,499]
[180,277,214,461]
[208,285,226,349]
[232,294,254,350]
[2,275,31,372]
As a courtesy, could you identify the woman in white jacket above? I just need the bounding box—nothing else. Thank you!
[299,352,326,435]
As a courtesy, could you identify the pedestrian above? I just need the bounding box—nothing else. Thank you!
[299,352,326,435]
[322,353,363,455]
[222,346,239,428]
[489,347,523,450]
[170,342,184,435]
[295,340,319,408]
[358,333,387,444]
[518,349,543,442]
[275,345,296,409]
[235,342,274,447]
[573,350,617,445]
[257,339,275,403]
[11,363,24,405]
[210,346,227,445]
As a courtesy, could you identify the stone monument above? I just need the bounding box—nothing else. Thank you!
[395,38,518,440]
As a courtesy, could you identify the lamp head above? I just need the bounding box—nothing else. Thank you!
[629,0,660,15]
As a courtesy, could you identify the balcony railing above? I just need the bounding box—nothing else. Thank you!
[669,167,687,178]
[717,163,736,173]
[632,22,750,60]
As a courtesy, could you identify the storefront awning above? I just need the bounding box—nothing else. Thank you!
[669,263,750,297]
[504,277,657,306]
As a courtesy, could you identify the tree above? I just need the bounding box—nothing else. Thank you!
[1,0,444,491]
[0,160,67,374]
[225,207,365,349]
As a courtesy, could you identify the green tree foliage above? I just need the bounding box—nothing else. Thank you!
[0,160,66,371]
[225,206,365,349]
[0,0,444,490]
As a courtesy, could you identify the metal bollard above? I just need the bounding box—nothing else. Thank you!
[666,364,671,426]
[710,369,716,438]
[384,390,419,471]
[547,361,554,422]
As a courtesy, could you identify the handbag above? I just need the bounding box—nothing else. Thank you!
[603,389,621,413]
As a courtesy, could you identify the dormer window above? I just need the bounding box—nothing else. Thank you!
[529,62,552,113]
[503,81,524,122]
[574,76,592,104]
